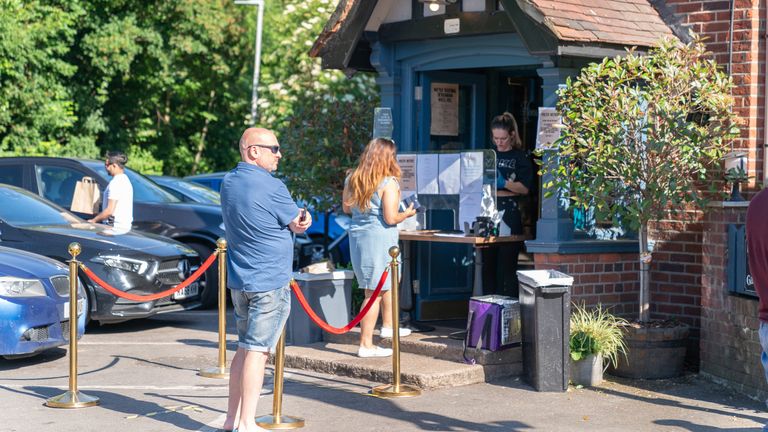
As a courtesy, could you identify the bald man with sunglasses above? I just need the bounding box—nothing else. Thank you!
[220,128,312,432]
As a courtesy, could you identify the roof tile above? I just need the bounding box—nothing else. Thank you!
[527,0,675,46]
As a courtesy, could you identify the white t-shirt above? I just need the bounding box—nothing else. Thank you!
[102,173,133,232]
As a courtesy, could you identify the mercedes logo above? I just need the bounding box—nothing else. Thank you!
[177,260,190,280]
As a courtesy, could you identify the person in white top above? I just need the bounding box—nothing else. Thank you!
[88,151,133,232]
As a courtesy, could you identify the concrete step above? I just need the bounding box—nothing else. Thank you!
[279,325,523,390]
[283,342,521,390]
[322,325,522,366]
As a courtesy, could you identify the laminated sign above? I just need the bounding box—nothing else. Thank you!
[70,176,101,215]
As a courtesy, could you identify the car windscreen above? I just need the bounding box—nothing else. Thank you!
[86,162,181,203]
[0,187,81,226]
[172,179,220,205]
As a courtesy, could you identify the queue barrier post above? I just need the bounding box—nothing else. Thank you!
[255,328,305,429]
[199,238,230,379]
[46,242,100,409]
[372,246,421,398]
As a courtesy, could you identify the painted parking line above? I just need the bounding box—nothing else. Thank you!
[0,384,229,390]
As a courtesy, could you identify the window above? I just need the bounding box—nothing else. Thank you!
[0,187,79,226]
[36,165,89,209]
[0,165,23,187]
[87,163,180,203]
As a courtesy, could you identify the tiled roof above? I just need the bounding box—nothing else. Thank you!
[521,0,675,47]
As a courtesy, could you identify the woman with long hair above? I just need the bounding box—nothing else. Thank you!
[490,112,533,297]
[343,138,417,357]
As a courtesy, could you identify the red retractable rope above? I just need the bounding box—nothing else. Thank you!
[79,251,218,302]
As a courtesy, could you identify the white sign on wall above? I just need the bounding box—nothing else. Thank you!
[536,107,563,149]
[430,83,459,136]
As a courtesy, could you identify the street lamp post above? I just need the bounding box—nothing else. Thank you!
[235,0,264,125]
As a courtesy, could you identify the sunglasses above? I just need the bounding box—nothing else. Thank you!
[248,144,281,154]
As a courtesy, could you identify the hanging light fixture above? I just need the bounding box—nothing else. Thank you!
[419,0,457,12]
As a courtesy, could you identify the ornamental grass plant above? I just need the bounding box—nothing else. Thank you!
[570,303,628,368]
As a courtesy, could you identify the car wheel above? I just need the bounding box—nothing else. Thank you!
[83,288,93,328]
[188,242,219,309]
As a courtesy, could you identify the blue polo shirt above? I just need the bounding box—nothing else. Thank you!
[221,162,300,292]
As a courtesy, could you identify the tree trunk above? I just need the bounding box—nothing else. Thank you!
[639,223,650,322]
[191,90,216,175]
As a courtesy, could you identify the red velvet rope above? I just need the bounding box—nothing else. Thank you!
[79,251,219,302]
[290,267,389,334]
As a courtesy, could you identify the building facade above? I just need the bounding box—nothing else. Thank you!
[312,0,767,399]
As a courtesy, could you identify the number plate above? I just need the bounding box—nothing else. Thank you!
[63,298,86,320]
[172,283,199,300]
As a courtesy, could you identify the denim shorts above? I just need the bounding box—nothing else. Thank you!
[230,284,291,352]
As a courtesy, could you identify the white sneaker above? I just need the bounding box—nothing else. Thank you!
[357,346,393,358]
[380,327,412,338]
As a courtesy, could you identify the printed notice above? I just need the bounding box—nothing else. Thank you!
[373,107,394,139]
[459,193,483,232]
[536,107,562,149]
[397,154,417,193]
[430,83,459,136]
[416,153,439,194]
[460,151,483,193]
[438,153,460,194]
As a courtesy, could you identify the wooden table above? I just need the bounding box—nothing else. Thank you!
[398,230,530,299]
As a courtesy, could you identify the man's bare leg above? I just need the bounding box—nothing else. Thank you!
[236,350,269,432]
[223,348,245,430]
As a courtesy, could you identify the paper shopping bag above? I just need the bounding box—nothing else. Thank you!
[70,176,101,214]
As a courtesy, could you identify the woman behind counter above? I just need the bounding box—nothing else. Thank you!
[490,112,533,297]
[343,138,417,358]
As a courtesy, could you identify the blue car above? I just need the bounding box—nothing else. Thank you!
[149,175,220,205]
[0,246,86,359]
[185,171,351,265]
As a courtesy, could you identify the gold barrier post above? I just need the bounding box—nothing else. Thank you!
[372,246,421,398]
[46,242,100,408]
[256,328,305,429]
[200,238,230,379]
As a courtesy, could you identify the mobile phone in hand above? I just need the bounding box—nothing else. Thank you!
[299,207,308,222]
[400,195,424,213]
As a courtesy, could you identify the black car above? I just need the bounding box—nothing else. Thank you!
[0,157,314,306]
[0,157,227,307]
[148,175,220,205]
[0,184,201,324]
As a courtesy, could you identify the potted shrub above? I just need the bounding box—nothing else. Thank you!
[544,34,739,378]
[570,304,628,386]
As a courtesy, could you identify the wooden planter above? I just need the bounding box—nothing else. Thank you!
[570,353,603,386]
[607,324,689,379]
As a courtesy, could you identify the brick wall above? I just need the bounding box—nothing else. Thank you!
[658,0,767,397]
[534,252,639,315]
[663,0,766,184]
[534,240,703,366]
[700,203,766,400]
[648,215,705,364]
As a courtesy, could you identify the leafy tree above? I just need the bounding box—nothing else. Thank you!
[0,0,377,188]
[68,0,253,175]
[258,0,379,210]
[0,0,97,157]
[545,35,738,322]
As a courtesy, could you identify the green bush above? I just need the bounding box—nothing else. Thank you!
[570,303,628,368]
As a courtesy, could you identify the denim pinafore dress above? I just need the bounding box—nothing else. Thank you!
[348,176,399,291]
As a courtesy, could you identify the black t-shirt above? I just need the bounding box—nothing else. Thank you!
[496,149,533,195]
[495,149,533,235]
